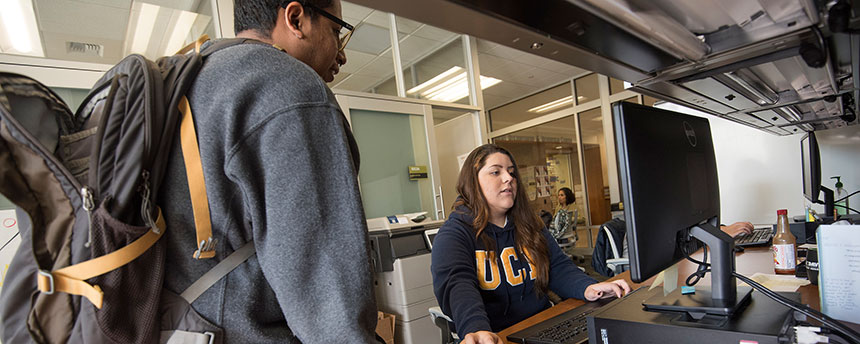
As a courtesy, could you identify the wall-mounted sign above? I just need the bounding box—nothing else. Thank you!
[409,165,428,180]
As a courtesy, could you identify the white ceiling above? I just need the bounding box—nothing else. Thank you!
[4,0,588,124]
[0,0,213,64]
[331,1,587,114]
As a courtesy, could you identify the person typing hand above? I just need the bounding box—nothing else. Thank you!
[584,279,632,301]
[462,331,504,344]
[721,221,754,238]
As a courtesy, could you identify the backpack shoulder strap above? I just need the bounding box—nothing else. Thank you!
[180,241,256,303]
[178,96,216,259]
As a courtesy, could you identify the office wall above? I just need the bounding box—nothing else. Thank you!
[816,126,860,214]
[434,112,481,217]
[656,103,805,224]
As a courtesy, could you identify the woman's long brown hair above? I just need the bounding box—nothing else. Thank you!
[453,144,551,295]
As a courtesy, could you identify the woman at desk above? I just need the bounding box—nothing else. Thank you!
[431,144,630,344]
[549,187,577,243]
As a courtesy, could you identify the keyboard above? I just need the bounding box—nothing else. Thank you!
[506,296,616,344]
[734,226,774,247]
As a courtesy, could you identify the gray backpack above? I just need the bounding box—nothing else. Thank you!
[0,38,258,344]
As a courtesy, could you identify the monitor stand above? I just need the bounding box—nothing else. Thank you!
[642,223,753,319]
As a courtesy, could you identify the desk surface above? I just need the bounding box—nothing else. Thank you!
[497,246,821,343]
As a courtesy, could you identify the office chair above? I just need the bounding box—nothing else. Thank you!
[429,307,459,344]
[602,224,629,275]
[591,218,628,277]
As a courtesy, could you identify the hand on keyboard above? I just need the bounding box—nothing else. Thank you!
[584,280,632,301]
[722,222,754,238]
[462,331,503,344]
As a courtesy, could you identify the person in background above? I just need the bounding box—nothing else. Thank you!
[160,0,379,342]
[431,144,630,344]
[549,187,577,243]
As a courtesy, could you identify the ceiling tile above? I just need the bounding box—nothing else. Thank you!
[412,25,458,42]
[398,36,439,66]
[333,73,384,92]
[395,16,422,35]
[348,23,391,55]
[364,11,390,28]
[36,0,130,41]
[342,1,374,21]
[354,52,394,77]
[341,49,377,74]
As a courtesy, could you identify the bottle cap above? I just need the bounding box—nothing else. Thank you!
[777,209,788,216]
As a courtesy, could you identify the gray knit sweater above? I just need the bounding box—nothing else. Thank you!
[159,41,378,343]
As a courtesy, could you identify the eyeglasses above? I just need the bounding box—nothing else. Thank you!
[289,1,355,52]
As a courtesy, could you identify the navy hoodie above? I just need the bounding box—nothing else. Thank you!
[431,207,598,337]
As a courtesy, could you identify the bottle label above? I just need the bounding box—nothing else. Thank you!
[773,244,796,270]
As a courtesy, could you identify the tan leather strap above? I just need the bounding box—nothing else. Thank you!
[36,209,166,309]
[179,96,216,259]
[176,34,210,55]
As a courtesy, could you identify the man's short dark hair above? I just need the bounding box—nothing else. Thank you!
[234,0,335,39]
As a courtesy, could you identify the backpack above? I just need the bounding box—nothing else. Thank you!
[0,37,258,344]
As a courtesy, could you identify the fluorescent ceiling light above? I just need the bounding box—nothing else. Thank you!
[129,2,159,55]
[164,10,199,55]
[407,66,502,102]
[528,96,574,113]
[0,0,44,57]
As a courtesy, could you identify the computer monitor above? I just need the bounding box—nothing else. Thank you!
[613,102,751,317]
[800,132,835,217]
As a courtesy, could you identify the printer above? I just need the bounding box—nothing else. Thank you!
[368,215,445,344]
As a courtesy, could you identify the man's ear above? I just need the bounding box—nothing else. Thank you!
[282,2,306,39]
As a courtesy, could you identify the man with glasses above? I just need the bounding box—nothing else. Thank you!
[161,0,379,343]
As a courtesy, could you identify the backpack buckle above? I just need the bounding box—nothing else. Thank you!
[37,270,55,295]
[204,331,215,344]
[193,237,217,259]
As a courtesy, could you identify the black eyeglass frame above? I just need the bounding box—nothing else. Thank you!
[283,0,355,32]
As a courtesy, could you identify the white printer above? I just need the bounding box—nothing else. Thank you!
[368,214,444,344]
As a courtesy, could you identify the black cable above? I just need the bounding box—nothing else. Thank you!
[833,203,859,214]
[679,242,860,343]
[835,190,859,203]
[733,273,860,344]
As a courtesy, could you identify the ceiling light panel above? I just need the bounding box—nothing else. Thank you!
[0,0,45,57]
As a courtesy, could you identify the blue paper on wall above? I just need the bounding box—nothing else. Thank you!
[816,224,860,324]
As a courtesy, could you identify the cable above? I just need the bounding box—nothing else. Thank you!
[733,273,860,344]
[833,203,859,214]
[835,190,859,203]
[679,243,860,343]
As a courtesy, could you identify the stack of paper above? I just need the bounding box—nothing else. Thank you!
[817,224,860,324]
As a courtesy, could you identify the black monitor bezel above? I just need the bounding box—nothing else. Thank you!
[613,102,718,284]
[800,132,821,203]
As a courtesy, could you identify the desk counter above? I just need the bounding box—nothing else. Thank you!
[498,247,821,343]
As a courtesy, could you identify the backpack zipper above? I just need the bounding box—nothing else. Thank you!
[140,170,158,233]
[82,186,95,247]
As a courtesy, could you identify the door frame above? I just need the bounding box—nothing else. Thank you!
[335,94,444,221]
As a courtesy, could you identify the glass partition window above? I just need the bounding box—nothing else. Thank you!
[622,96,639,104]
[479,39,585,112]
[574,74,599,105]
[489,83,573,131]
[609,77,627,95]
[644,95,660,106]
[578,107,611,226]
[330,2,397,96]
[493,116,586,224]
[350,109,435,219]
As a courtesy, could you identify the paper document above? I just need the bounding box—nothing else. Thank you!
[816,225,860,323]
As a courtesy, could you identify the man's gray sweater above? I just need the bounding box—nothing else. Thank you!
[159,41,378,343]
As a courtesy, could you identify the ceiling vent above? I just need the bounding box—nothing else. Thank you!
[66,41,103,57]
